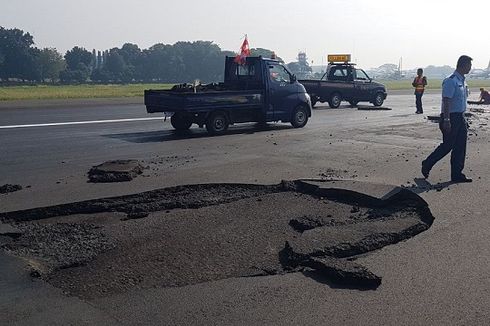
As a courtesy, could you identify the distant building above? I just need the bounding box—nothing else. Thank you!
[287,52,313,79]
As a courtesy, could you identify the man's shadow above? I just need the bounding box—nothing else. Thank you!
[408,178,453,194]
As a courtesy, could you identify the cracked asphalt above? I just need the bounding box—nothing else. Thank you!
[1,92,490,325]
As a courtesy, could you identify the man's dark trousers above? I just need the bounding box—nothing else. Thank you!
[423,113,467,179]
[415,92,423,113]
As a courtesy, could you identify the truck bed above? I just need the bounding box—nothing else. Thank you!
[144,89,264,113]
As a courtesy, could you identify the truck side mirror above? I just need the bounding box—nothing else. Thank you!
[291,74,297,83]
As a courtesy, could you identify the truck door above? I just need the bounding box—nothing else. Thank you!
[353,69,372,100]
[267,63,297,120]
[329,66,355,100]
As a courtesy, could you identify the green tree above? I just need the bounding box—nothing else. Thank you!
[139,43,176,82]
[250,48,282,62]
[38,48,65,82]
[0,26,37,81]
[119,43,141,66]
[61,46,93,83]
[64,46,93,70]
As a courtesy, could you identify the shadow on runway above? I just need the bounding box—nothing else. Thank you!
[408,178,453,194]
[103,123,293,143]
[312,104,357,111]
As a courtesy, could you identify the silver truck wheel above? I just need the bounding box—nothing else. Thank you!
[329,93,341,108]
[291,106,308,128]
[373,93,384,107]
[206,111,229,135]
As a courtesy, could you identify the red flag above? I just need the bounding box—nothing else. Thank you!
[234,35,251,65]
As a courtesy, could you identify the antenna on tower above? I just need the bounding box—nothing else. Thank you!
[398,57,403,78]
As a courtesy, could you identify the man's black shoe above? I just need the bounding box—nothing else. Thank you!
[421,161,430,178]
[451,175,473,183]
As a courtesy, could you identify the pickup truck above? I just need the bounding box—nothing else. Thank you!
[299,62,387,108]
[144,56,312,135]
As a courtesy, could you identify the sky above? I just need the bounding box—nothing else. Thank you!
[2,0,489,70]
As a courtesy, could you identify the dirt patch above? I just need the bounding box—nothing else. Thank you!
[88,160,145,183]
[0,180,434,299]
[0,184,22,194]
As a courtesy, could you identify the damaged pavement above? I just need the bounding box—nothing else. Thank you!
[2,94,490,325]
[0,179,433,299]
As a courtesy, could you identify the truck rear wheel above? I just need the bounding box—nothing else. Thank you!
[328,93,342,108]
[373,93,384,107]
[170,114,192,131]
[206,111,229,135]
[291,106,308,128]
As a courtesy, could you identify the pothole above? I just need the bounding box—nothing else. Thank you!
[0,180,434,299]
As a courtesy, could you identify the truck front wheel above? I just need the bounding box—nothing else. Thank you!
[206,111,229,135]
[311,95,318,108]
[171,114,192,131]
[328,93,342,108]
[291,106,309,128]
[373,93,385,107]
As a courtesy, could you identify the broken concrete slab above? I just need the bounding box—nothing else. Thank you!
[0,222,23,246]
[0,222,22,238]
[303,256,381,289]
[88,160,144,183]
[296,179,431,213]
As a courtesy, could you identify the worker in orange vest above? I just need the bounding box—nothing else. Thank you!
[412,68,427,114]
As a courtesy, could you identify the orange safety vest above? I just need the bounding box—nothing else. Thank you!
[414,76,426,92]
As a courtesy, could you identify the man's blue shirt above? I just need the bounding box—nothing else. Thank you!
[442,71,468,113]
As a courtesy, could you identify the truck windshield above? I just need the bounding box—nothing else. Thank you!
[268,64,291,83]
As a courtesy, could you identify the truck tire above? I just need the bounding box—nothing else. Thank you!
[373,93,384,107]
[206,111,229,135]
[290,106,309,128]
[171,114,192,131]
[311,95,318,108]
[328,93,342,108]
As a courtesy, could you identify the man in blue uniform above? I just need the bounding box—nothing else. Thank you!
[421,55,473,183]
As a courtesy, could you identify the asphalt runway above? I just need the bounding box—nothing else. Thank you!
[1,92,490,325]
[0,92,443,210]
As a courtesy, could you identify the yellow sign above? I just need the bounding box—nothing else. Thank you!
[327,54,351,63]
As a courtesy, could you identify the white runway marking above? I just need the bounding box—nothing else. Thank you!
[0,117,165,129]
